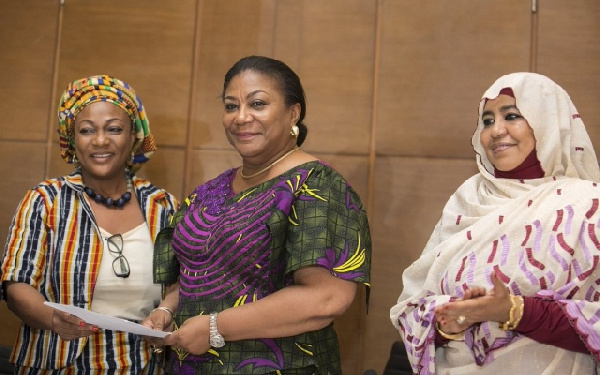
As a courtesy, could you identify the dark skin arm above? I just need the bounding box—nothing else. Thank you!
[5,281,97,341]
[154,266,356,355]
[141,282,180,348]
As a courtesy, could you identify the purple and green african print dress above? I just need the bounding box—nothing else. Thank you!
[154,161,371,374]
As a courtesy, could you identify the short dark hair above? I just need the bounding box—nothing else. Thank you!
[222,55,308,146]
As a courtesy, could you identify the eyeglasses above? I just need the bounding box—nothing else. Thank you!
[107,234,130,278]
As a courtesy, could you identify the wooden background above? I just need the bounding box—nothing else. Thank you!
[0,1,598,373]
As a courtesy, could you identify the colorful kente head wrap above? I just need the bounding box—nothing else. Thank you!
[58,75,156,172]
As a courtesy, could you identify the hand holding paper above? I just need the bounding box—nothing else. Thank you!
[45,302,170,338]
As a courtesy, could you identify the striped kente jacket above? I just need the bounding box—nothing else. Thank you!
[0,171,178,373]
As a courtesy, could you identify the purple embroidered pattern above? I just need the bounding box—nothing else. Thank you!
[161,161,371,374]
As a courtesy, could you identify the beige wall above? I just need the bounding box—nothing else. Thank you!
[0,0,598,373]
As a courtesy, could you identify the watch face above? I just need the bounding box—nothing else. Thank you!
[210,335,226,348]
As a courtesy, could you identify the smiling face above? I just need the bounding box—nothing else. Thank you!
[222,70,300,165]
[74,101,135,183]
[479,94,536,172]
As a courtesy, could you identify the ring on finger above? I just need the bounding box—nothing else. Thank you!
[456,315,466,325]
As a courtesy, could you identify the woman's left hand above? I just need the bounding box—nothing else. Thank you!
[164,314,210,355]
[434,272,512,333]
[141,309,173,351]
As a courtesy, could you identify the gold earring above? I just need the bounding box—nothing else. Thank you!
[73,154,80,169]
[290,125,299,138]
[127,152,135,168]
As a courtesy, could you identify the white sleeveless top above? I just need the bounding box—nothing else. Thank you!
[91,223,161,321]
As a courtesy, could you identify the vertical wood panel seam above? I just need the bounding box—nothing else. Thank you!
[529,0,539,72]
[44,1,65,180]
[182,0,204,199]
[272,0,278,54]
[367,2,382,218]
[360,0,384,372]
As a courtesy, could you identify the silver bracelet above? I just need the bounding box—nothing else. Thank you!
[151,306,175,320]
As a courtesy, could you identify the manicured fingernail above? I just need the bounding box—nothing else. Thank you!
[92,327,98,332]
[79,321,86,327]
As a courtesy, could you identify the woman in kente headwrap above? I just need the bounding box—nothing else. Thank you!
[0,75,179,374]
[390,73,600,374]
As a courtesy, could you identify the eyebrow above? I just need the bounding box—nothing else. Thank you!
[76,117,127,125]
[482,104,519,117]
[224,89,269,102]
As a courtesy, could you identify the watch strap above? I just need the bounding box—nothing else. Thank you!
[209,312,226,348]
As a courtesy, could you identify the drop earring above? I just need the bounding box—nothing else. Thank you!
[73,154,80,169]
[290,125,299,138]
[127,151,135,168]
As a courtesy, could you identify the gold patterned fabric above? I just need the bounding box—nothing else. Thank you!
[58,75,156,172]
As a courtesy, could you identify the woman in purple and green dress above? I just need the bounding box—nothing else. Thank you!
[144,56,372,374]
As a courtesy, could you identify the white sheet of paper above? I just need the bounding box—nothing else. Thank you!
[44,301,170,338]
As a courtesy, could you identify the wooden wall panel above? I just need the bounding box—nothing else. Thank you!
[190,1,276,154]
[0,142,47,345]
[0,0,59,343]
[58,0,196,150]
[376,0,531,159]
[58,0,196,198]
[275,1,377,155]
[191,1,378,156]
[0,1,59,142]
[136,148,186,201]
[0,303,20,346]
[536,0,600,146]
[364,157,477,372]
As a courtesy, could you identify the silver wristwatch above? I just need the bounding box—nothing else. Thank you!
[209,313,225,348]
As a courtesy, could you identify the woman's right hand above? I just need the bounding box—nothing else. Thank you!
[6,282,97,340]
[434,272,512,333]
[51,309,98,341]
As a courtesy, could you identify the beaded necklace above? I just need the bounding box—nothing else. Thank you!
[83,177,133,208]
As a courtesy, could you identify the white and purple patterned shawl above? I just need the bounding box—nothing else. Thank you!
[390,73,600,374]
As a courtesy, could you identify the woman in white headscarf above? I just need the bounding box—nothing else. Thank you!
[390,73,600,374]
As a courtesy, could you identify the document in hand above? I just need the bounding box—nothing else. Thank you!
[44,301,170,338]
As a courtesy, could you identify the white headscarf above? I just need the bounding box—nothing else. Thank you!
[474,72,600,181]
[390,73,600,374]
